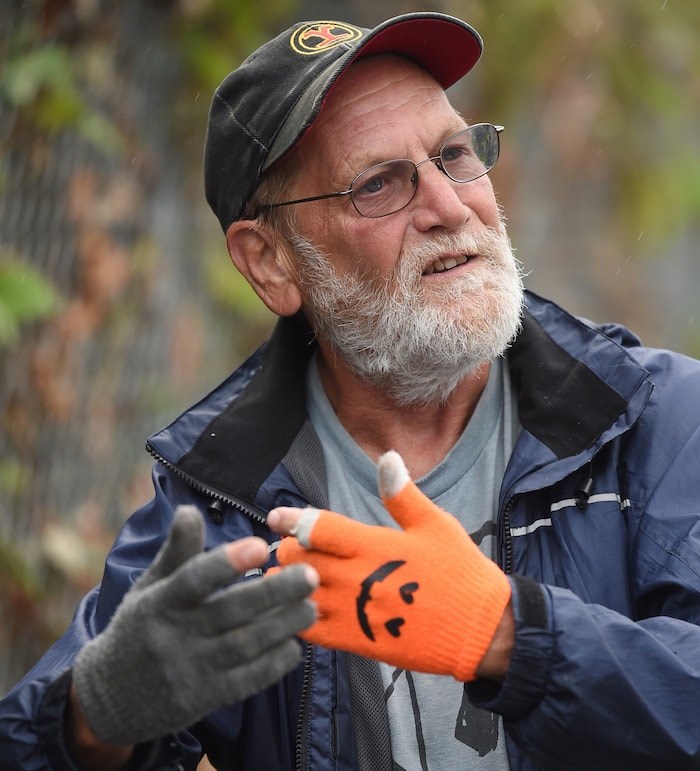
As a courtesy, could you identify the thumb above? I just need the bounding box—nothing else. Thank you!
[377,451,441,531]
[136,505,205,590]
[377,450,411,500]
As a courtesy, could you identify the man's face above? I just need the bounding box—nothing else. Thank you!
[280,55,523,405]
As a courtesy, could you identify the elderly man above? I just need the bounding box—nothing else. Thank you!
[2,12,699,771]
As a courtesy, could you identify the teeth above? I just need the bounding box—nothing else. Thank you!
[424,254,470,274]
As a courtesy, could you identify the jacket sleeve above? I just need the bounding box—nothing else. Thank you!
[0,465,212,771]
[470,575,700,769]
[468,386,700,770]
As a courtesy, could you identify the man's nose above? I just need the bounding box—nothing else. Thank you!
[410,159,471,232]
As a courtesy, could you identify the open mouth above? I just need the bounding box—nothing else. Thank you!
[422,254,474,276]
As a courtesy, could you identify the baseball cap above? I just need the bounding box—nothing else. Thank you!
[204,13,483,232]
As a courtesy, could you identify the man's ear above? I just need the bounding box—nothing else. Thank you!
[226,220,303,316]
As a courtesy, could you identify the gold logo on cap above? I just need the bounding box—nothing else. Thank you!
[290,21,363,55]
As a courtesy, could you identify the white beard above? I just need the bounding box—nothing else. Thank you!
[289,224,524,407]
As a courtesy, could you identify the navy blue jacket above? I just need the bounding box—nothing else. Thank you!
[2,292,700,770]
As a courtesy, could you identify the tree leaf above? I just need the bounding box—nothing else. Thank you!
[0,261,62,323]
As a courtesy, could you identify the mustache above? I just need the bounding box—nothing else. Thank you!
[403,226,509,266]
[389,225,513,290]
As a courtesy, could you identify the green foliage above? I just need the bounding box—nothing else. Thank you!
[0,458,28,497]
[2,45,81,122]
[458,0,700,245]
[0,535,41,598]
[0,30,124,154]
[170,0,298,92]
[0,256,62,346]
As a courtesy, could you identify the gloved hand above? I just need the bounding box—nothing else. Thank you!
[272,451,511,682]
[72,505,317,746]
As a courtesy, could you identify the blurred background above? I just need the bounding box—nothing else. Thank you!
[1,0,698,696]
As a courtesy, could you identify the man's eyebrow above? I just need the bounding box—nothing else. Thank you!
[442,115,472,135]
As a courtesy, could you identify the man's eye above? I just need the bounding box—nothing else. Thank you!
[358,175,386,195]
[442,144,472,163]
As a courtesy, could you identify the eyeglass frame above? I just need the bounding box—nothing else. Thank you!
[255,123,504,220]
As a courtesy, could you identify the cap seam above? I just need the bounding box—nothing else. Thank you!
[213,90,269,154]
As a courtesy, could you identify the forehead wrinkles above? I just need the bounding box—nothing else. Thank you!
[318,69,444,134]
[311,58,456,167]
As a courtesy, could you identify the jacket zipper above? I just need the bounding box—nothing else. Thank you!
[501,495,518,575]
[295,642,314,771]
[149,441,318,767]
[145,441,269,524]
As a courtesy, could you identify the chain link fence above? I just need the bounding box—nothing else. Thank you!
[0,0,267,693]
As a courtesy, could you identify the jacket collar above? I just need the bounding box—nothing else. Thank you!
[510,293,652,459]
[146,292,652,506]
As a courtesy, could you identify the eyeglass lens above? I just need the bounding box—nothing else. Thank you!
[350,124,500,218]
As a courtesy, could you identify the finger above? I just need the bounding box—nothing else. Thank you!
[303,583,349,622]
[267,506,303,535]
[378,450,445,531]
[161,545,241,607]
[281,550,360,592]
[206,597,317,666]
[218,638,305,705]
[276,536,308,567]
[262,562,319,596]
[273,504,381,557]
[268,507,321,548]
[274,509,366,558]
[223,536,269,572]
[195,564,318,634]
[377,450,411,499]
[137,505,204,589]
[305,510,374,556]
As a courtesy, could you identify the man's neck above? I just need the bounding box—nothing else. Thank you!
[316,351,491,480]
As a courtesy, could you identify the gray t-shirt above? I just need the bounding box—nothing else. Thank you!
[306,356,520,770]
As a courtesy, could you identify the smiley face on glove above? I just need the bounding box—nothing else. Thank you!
[356,560,420,641]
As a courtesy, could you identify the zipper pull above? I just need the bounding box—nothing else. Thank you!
[207,498,225,524]
[575,462,594,510]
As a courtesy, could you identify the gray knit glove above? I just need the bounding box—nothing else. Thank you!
[72,505,315,746]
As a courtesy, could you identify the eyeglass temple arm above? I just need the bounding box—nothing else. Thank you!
[258,189,352,212]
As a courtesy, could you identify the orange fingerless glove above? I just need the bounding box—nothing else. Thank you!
[276,450,511,681]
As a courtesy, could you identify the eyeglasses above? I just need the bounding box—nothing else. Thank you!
[257,123,503,219]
